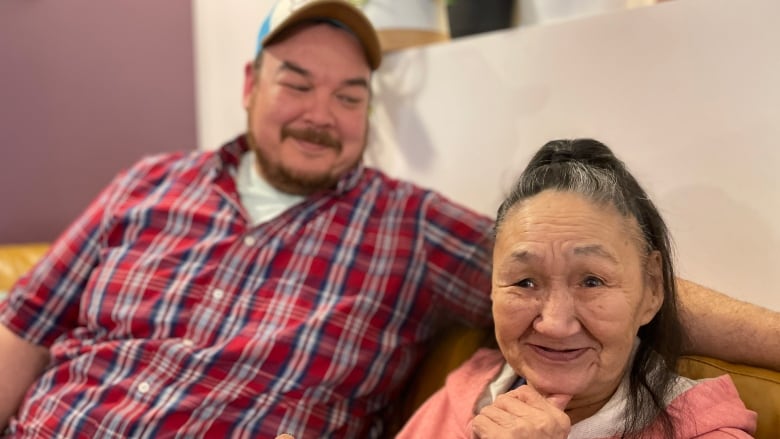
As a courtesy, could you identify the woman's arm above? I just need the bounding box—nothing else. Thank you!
[677,278,780,370]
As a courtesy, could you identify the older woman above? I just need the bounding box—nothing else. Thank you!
[397,139,756,438]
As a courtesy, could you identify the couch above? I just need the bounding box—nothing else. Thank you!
[1,243,778,438]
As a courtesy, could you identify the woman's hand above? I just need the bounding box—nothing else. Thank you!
[472,385,571,439]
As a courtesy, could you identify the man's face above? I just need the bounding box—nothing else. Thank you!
[242,22,372,195]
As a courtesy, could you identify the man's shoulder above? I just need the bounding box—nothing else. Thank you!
[131,149,214,172]
[121,136,245,183]
[363,166,435,193]
[358,167,452,209]
[360,166,438,199]
[123,149,217,182]
[358,167,491,222]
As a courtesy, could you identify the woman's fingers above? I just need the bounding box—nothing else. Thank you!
[545,393,572,411]
[472,385,571,438]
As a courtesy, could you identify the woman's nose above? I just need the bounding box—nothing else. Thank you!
[532,287,580,337]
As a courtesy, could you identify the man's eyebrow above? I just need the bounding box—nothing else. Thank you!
[279,60,310,77]
[573,244,619,264]
[278,60,369,89]
[343,77,369,89]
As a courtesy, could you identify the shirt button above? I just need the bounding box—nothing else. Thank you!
[182,338,194,347]
[138,382,150,394]
[212,289,225,300]
[244,236,256,246]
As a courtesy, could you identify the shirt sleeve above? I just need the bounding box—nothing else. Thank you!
[420,191,494,327]
[0,154,173,346]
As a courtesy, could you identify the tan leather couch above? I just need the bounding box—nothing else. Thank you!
[0,243,49,292]
[1,243,779,438]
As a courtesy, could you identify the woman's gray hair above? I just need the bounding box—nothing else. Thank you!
[495,139,687,438]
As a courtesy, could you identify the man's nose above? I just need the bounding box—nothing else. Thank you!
[303,90,335,128]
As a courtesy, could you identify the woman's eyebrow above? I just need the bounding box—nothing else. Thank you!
[508,250,539,263]
[573,244,619,264]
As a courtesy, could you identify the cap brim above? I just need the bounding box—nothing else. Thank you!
[262,0,381,70]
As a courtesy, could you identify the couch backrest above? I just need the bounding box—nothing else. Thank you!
[2,243,779,437]
[0,243,49,295]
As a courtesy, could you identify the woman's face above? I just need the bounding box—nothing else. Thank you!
[492,190,663,409]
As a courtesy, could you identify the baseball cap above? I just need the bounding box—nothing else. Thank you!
[256,0,382,70]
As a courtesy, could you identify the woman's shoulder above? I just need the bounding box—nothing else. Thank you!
[441,348,506,398]
[666,375,757,437]
[396,349,505,439]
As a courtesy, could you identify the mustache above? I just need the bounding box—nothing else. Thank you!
[281,127,342,151]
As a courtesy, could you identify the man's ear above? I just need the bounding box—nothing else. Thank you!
[639,250,664,326]
[242,61,258,109]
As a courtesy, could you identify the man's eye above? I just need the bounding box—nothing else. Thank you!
[337,94,362,106]
[284,83,310,92]
[582,276,604,288]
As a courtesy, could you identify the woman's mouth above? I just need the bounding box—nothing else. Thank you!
[529,344,589,362]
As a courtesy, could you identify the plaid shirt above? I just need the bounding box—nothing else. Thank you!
[1,136,493,438]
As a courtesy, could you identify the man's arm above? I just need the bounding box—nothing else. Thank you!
[677,278,780,370]
[0,323,49,431]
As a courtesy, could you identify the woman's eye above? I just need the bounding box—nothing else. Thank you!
[514,278,536,288]
[582,276,604,288]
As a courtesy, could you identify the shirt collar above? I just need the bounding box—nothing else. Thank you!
[213,135,250,175]
[212,134,365,196]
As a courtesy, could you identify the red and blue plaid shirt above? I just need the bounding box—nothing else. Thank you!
[1,136,493,438]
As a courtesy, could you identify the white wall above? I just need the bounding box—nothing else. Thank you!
[192,0,275,150]
[193,0,780,310]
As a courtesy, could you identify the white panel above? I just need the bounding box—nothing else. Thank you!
[193,0,779,310]
[192,0,276,150]
[368,0,780,310]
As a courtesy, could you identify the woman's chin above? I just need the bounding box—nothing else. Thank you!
[524,370,592,398]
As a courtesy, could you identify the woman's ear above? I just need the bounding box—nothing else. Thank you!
[639,250,664,326]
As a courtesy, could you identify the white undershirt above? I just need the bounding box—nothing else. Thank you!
[476,340,696,438]
[236,151,304,226]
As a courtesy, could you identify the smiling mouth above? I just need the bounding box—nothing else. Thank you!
[529,344,588,362]
[294,138,332,153]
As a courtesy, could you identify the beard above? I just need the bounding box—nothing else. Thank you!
[246,124,358,196]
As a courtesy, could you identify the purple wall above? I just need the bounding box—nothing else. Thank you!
[0,1,197,243]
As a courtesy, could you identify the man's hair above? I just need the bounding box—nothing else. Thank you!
[495,138,687,438]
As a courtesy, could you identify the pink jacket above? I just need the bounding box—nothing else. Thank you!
[397,349,756,438]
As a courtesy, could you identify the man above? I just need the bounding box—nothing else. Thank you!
[0,1,778,437]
